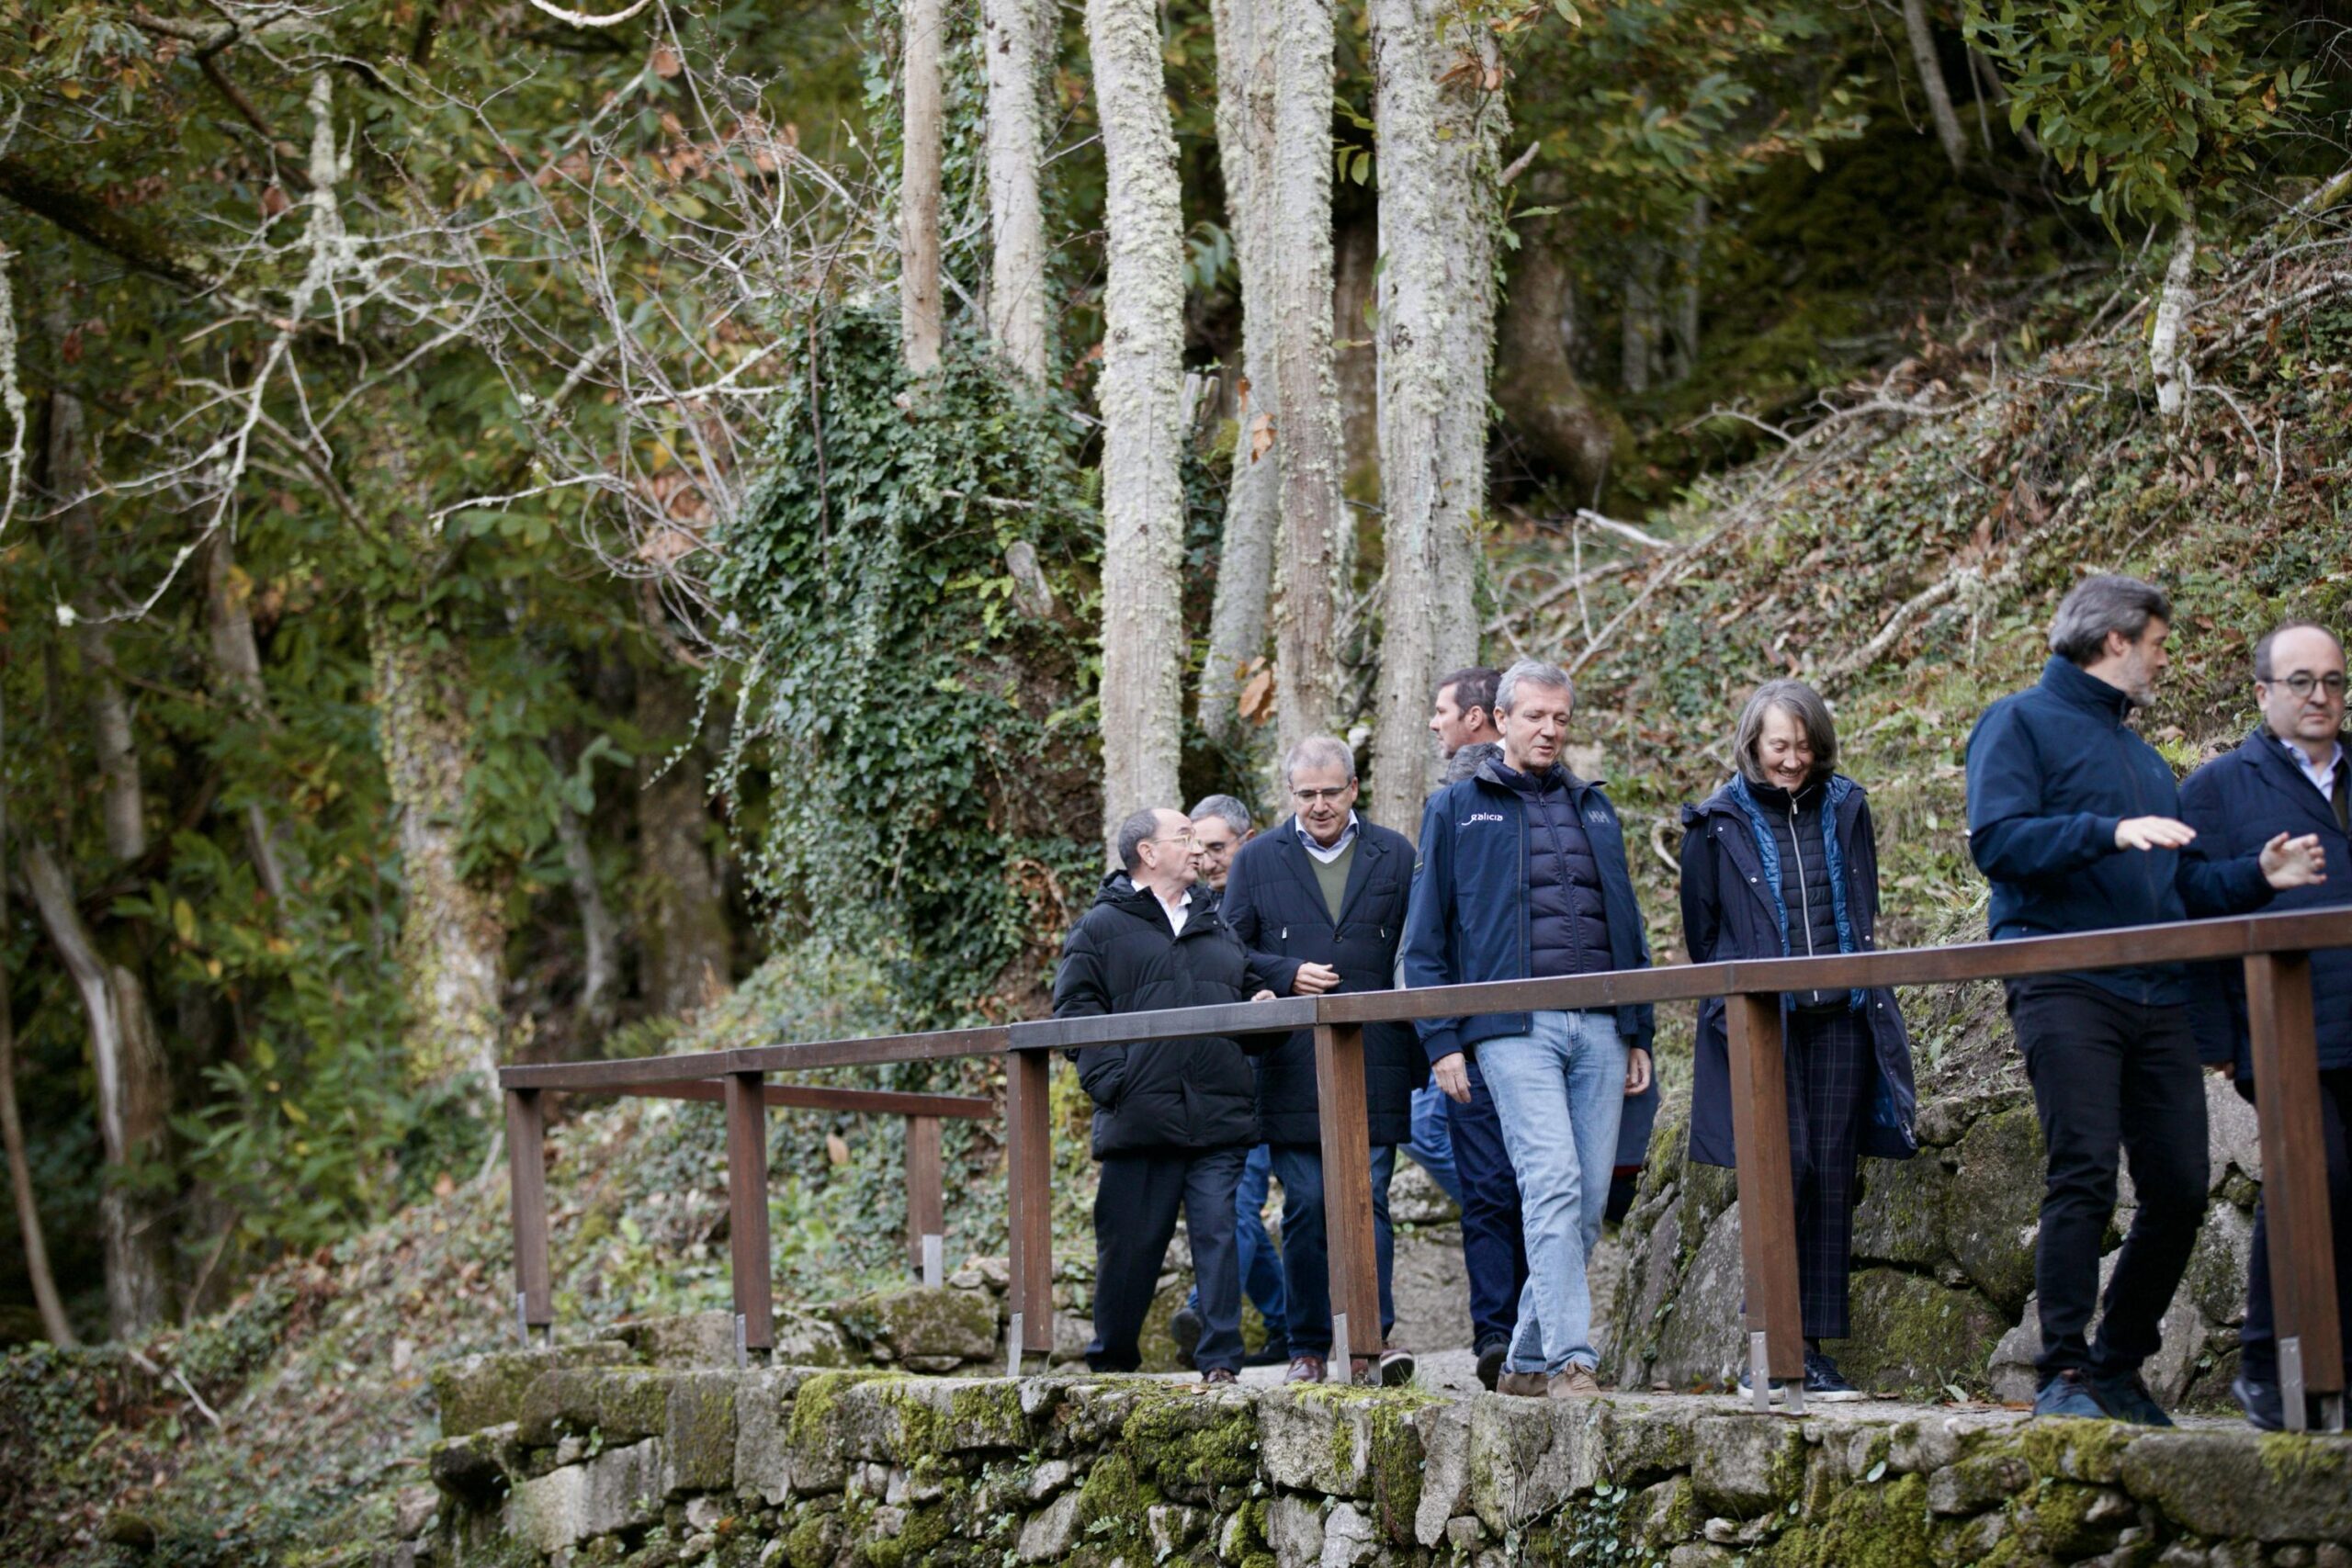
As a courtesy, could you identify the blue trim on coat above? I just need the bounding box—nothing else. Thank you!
[1725,773,1867,1012]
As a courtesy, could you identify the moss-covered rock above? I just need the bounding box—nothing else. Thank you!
[1944,1104,2044,1315]
[1124,1385,1262,1502]
[1851,1150,1951,1270]
[1835,1269,2006,1397]
[2118,1429,2352,1543]
[1755,1471,1932,1568]
[832,1287,998,1363]
[434,1340,633,1438]
[663,1371,738,1493]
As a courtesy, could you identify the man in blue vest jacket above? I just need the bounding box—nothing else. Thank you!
[2180,619,2352,1429]
[1966,575,2325,1425]
[1402,659,1656,1400]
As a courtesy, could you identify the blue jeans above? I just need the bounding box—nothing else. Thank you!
[1269,1142,1397,1358]
[1478,1010,1627,1374]
[1449,1057,1527,1351]
[1184,1144,1288,1354]
[1404,1083,1464,1206]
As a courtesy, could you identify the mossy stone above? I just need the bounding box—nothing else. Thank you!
[1755,1471,1932,1568]
[1945,1105,2044,1314]
[432,1340,632,1438]
[1835,1269,2005,1397]
[833,1287,998,1362]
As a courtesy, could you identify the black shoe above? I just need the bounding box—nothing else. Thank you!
[2087,1369,2174,1427]
[1169,1304,1203,1367]
[2032,1369,2110,1420]
[1476,1339,1509,1393]
[2233,1373,2284,1432]
[1243,1342,1292,1368]
[1804,1351,1867,1403]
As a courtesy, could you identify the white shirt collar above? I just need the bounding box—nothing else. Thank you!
[1296,812,1360,864]
[2272,730,2346,797]
[1156,885,1191,935]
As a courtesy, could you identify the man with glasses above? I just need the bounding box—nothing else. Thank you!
[1189,795,1256,896]
[1054,807,1281,1383]
[2181,620,2352,1428]
[1221,738,1422,1383]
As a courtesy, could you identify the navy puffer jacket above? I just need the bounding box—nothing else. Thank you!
[1499,762,1616,981]
[1749,778,1846,1010]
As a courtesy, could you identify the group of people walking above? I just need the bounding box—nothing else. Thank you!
[1051,571,2351,1430]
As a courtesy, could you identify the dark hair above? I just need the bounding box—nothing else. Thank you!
[2253,619,2343,682]
[1436,666,1500,719]
[1732,679,1839,786]
[1114,807,1168,872]
[2048,574,2172,665]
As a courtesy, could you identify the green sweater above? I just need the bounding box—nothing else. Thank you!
[1308,837,1355,922]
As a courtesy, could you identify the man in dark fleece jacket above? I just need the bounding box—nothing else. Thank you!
[1966,574,2325,1425]
[1053,807,1281,1382]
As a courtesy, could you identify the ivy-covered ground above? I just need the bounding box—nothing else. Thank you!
[6,231,2348,1566]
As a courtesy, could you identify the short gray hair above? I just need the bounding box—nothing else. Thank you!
[1188,794,1253,837]
[2048,574,2172,666]
[2254,619,2342,682]
[1495,659,1574,716]
[1114,807,1168,872]
[1283,735,1357,789]
[1732,679,1839,786]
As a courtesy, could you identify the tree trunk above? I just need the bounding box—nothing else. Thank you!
[1620,238,1660,396]
[634,671,733,1015]
[1491,218,1621,502]
[982,0,1053,381]
[549,738,620,1040]
[204,532,292,901]
[0,689,75,1346]
[1199,0,1280,748]
[902,0,946,374]
[369,599,507,1101]
[2152,202,2197,420]
[51,383,145,863]
[1900,0,1967,176]
[1668,196,1705,386]
[22,840,170,1337]
[1086,0,1189,852]
[1365,0,1503,833]
[1267,0,1348,758]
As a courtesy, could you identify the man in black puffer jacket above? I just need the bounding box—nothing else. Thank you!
[1223,736,1421,1386]
[1054,807,1282,1381]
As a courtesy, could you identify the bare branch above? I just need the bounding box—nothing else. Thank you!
[520,0,658,28]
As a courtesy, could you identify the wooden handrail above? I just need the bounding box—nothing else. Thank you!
[497,906,2346,1426]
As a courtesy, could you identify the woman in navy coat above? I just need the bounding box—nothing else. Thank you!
[1679,679,1918,1401]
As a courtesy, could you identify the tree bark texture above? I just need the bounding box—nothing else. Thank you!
[549,739,621,1038]
[1365,0,1503,834]
[1900,0,1967,176]
[204,532,292,901]
[50,386,146,864]
[1086,0,1189,852]
[0,687,76,1346]
[1266,0,1348,759]
[1199,0,1280,747]
[1621,238,1661,396]
[1491,222,1622,502]
[22,840,170,1337]
[634,671,733,1016]
[901,0,946,374]
[2152,203,2197,420]
[982,0,1053,381]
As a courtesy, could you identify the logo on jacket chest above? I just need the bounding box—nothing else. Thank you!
[1461,812,1505,827]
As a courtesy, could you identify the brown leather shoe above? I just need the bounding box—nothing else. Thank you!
[1548,1366,1603,1400]
[1495,1371,1547,1397]
[1285,1355,1327,1384]
[1201,1368,1238,1386]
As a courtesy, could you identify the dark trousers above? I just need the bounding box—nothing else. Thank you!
[1268,1142,1396,1357]
[2241,1066,2352,1383]
[1089,1145,1247,1373]
[1449,1057,1528,1352]
[1787,1007,1871,1341]
[2009,976,2209,1381]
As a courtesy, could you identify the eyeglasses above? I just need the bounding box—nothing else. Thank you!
[2276,672,2349,700]
[1147,833,1197,849]
[1292,786,1352,804]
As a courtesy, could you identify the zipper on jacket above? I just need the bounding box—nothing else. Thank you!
[1786,798,1817,959]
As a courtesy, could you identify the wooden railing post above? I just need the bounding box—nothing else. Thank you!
[1314,1021,1383,1381]
[724,1071,775,1360]
[906,1113,944,1285]
[1725,991,1806,1410]
[504,1087,553,1344]
[1004,1045,1055,1366]
[2244,950,2346,1432]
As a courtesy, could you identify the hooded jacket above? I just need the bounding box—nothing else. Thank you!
[1221,815,1421,1146]
[1965,655,2275,1004]
[1050,871,1277,1157]
[1679,774,1918,1166]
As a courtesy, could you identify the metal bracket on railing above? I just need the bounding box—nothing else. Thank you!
[1332,1313,1351,1385]
[1748,1332,1771,1414]
[735,1314,749,1371]
[2282,1338,2307,1432]
[515,1291,530,1346]
[1007,1313,1024,1380]
[922,1234,944,1289]
[1783,1367,1805,1416]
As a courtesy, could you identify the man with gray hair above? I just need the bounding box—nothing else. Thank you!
[1222,737,1421,1383]
[1403,660,1657,1399]
[1188,795,1255,895]
[1966,574,2325,1424]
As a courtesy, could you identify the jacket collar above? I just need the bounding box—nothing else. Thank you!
[2237,725,2349,835]
[1474,754,1597,797]
[1275,811,1385,924]
[2039,654,2136,727]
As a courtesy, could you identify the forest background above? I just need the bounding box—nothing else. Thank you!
[0,1,2349,1549]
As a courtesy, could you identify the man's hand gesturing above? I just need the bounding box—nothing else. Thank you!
[2115,816,2198,851]
[2259,830,2327,889]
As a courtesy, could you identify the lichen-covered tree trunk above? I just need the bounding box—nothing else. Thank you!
[1199,0,1280,748]
[1900,0,1968,176]
[634,671,733,1015]
[2152,203,2198,420]
[549,735,621,1037]
[0,689,75,1347]
[51,385,145,864]
[1086,0,1189,851]
[1365,0,1503,833]
[369,595,507,1103]
[1492,214,1622,503]
[982,0,1053,381]
[204,532,293,901]
[1267,0,1348,759]
[902,0,945,374]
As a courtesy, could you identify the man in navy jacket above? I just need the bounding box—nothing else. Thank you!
[1966,575,2325,1424]
[2180,620,2352,1429]
[1402,659,1657,1399]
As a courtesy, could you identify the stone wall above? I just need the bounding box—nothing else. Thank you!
[1606,1078,2267,1407]
[407,1325,2351,1568]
